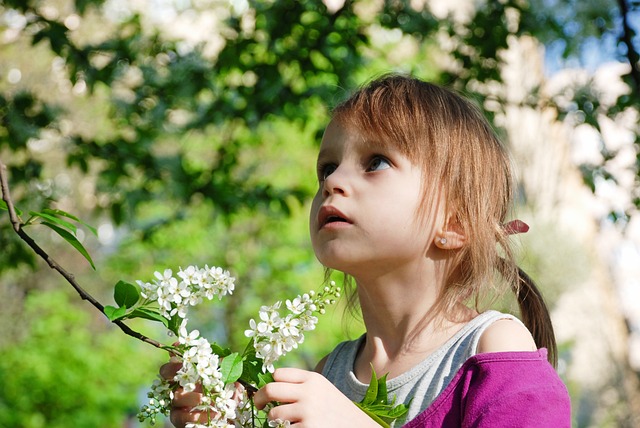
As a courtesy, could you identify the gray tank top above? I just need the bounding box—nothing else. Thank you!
[321,310,519,426]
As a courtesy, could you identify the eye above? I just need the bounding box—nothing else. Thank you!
[367,155,391,172]
[318,163,337,181]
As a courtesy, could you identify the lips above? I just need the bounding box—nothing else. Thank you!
[318,205,352,229]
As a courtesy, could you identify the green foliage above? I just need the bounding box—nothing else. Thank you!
[355,365,409,427]
[0,290,160,428]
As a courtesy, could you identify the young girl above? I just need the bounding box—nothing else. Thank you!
[163,74,571,427]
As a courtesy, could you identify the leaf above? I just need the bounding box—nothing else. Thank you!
[128,308,168,326]
[114,280,140,308]
[220,352,243,384]
[104,305,127,321]
[376,373,389,404]
[256,372,274,389]
[354,403,390,428]
[40,221,96,270]
[212,343,233,358]
[240,355,263,386]
[0,200,23,215]
[167,315,182,336]
[42,208,98,235]
[30,210,77,234]
[362,364,379,405]
[356,366,409,426]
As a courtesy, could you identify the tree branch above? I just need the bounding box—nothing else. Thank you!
[617,0,640,92]
[0,159,172,353]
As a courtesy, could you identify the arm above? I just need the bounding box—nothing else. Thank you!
[462,352,571,428]
[476,318,537,354]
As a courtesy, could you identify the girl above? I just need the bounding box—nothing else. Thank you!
[164,74,571,427]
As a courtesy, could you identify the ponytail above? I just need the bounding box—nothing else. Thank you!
[513,267,558,368]
[496,257,557,367]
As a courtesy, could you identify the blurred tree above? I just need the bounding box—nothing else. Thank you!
[0,290,162,428]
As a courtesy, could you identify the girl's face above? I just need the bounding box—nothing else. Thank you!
[309,120,438,278]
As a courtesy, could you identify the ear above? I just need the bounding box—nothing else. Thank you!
[434,215,466,250]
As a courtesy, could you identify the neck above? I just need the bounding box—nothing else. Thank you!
[349,262,474,380]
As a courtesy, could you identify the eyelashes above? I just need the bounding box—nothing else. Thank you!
[316,155,391,182]
[317,162,337,181]
[367,155,391,172]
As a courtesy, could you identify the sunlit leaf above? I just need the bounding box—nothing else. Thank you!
[104,304,127,321]
[42,208,98,235]
[30,211,77,234]
[362,365,379,405]
[40,221,96,270]
[0,200,23,215]
[220,352,243,384]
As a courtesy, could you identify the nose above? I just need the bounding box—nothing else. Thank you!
[322,166,350,197]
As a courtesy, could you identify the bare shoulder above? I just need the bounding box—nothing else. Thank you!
[477,318,537,354]
[314,354,329,373]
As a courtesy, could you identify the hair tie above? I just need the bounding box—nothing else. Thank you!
[504,219,529,235]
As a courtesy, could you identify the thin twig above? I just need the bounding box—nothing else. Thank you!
[617,0,640,92]
[0,159,171,352]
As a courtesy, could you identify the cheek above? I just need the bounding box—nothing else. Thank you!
[309,192,321,236]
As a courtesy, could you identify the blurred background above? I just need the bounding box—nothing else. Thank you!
[0,0,639,426]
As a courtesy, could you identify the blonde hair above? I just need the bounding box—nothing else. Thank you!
[329,74,557,366]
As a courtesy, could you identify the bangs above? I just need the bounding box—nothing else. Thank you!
[331,77,433,167]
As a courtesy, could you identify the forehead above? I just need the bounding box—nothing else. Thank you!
[318,119,390,157]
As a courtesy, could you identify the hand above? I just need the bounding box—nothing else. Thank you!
[159,358,246,428]
[253,368,379,428]
[159,358,209,428]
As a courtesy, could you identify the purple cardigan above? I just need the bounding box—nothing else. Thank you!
[402,349,571,427]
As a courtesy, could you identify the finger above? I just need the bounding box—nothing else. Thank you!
[172,388,204,408]
[159,361,182,380]
[170,408,208,428]
[268,403,303,425]
[272,367,312,383]
[254,381,302,409]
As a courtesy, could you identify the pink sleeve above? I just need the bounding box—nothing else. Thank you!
[461,351,571,427]
[402,350,571,428]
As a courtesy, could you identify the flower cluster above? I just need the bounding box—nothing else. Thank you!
[133,264,341,428]
[138,319,239,427]
[137,265,235,319]
[245,283,341,373]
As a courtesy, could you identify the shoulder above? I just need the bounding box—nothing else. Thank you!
[477,317,537,354]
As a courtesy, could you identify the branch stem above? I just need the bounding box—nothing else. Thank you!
[0,159,170,352]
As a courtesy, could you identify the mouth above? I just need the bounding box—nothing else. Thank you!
[318,206,352,228]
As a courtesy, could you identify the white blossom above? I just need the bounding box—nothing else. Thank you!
[137,268,340,428]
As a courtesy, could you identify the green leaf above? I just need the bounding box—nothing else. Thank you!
[354,403,390,428]
[40,221,96,270]
[356,366,409,426]
[220,352,243,384]
[167,315,182,336]
[376,373,389,404]
[212,343,233,358]
[128,308,168,327]
[240,355,263,386]
[104,305,127,321]
[114,280,140,308]
[30,210,77,234]
[0,200,23,215]
[362,364,379,405]
[257,372,274,388]
[42,208,98,235]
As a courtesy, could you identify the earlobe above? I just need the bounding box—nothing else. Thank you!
[434,216,466,250]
